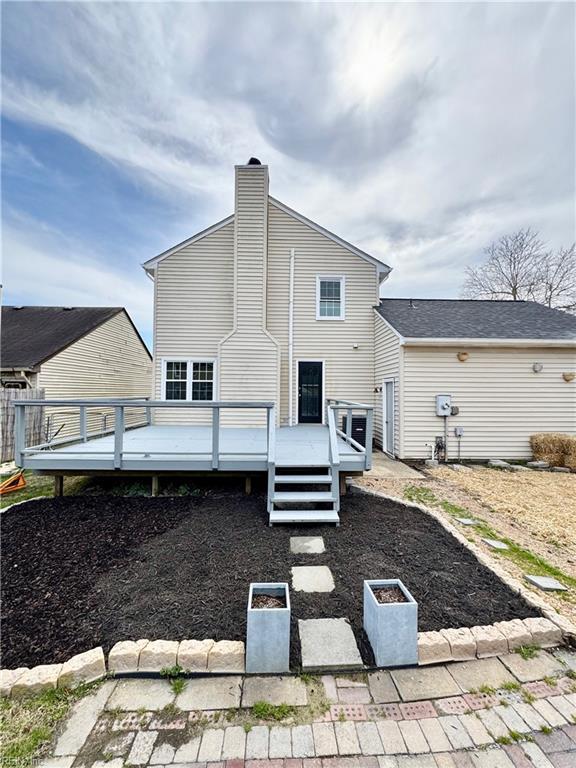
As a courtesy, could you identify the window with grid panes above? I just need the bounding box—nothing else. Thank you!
[318,277,343,318]
[165,361,188,400]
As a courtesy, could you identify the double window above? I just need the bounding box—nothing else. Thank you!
[163,359,215,401]
[316,275,345,320]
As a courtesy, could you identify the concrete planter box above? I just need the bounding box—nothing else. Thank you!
[363,579,418,668]
[246,582,290,673]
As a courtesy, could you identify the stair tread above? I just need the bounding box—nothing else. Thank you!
[272,491,335,502]
[275,474,332,484]
[269,510,340,524]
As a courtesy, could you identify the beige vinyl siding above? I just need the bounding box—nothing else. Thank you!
[153,221,234,424]
[267,201,379,426]
[38,311,152,437]
[402,345,576,459]
[374,312,401,454]
[219,166,279,426]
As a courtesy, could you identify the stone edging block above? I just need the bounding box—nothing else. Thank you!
[349,482,574,663]
[1,638,245,699]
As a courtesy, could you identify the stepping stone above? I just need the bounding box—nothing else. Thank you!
[368,670,400,703]
[390,666,461,702]
[106,680,174,712]
[500,651,565,683]
[299,618,363,671]
[455,517,476,526]
[241,676,308,707]
[175,676,242,710]
[447,657,516,692]
[482,538,509,551]
[291,565,335,592]
[525,575,568,591]
[290,536,325,554]
[527,461,549,469]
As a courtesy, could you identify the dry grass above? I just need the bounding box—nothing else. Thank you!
[430,466,576,555]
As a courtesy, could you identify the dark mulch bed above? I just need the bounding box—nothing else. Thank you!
[1,485,540,669]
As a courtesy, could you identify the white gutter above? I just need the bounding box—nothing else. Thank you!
[401,337,576,347]
[288,248,295,426]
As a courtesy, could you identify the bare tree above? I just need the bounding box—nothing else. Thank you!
[462,228,576,312]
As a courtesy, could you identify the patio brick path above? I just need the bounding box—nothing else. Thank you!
[40,650,576,768]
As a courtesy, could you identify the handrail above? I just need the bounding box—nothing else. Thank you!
[327,396,373,471]
[326,398,374,410]
[13,399,275,408]
[14,399,275,469]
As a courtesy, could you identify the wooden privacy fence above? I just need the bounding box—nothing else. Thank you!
[1,388,45,463]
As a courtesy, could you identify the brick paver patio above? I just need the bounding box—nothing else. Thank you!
[38,649,576,768]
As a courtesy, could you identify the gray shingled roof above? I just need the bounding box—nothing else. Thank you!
[377,299,576,340]
[1,306,126,369]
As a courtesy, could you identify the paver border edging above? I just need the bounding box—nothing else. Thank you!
[348,481,576,660]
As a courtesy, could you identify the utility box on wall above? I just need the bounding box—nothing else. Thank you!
[435,394,452,416]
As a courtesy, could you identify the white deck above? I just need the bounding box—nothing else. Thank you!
[23,424,366,473]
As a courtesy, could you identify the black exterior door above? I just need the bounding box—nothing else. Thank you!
[298,361,323,423]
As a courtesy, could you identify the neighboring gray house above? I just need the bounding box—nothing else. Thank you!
[374,299,576,460]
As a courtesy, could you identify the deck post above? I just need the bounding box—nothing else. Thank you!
[146,405,152,425]
[151,476,159,497]
[113,406,124,469]
[365,408,374,470]
[80,406,87,442]
[245,476,252,495]
[14,403,25,466]
[339,472,347,496]
[54,475,64,497]
[211,406,220,470]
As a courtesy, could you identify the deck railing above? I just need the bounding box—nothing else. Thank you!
[326,398,374,470]
[14,399,275,470]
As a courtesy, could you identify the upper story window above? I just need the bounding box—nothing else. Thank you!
[316,275,345,320]
[163,359,215,400]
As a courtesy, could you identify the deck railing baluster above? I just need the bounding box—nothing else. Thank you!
[14,403,25,466]
[113,406,124,469]
[212,406,220,469]
[80,407,87,442]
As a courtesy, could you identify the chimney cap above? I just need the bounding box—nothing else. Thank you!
[247,157,262,165]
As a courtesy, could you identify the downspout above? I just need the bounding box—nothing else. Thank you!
[288,248,295,426]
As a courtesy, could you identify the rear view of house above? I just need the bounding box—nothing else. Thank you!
[374,299,576,460]
[143,159,390,429]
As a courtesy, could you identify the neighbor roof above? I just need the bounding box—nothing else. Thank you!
[376,299,576,341]
[1,306,128,369]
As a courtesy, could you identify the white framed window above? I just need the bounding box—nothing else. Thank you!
[316,275,345,320]
[161,358,216,401]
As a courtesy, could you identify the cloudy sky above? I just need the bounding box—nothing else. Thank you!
[2,1,574,346]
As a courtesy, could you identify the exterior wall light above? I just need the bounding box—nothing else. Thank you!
[532,362,543,373]
[562,372,575,382]
[457,351,469,362]
[353,343,359,349]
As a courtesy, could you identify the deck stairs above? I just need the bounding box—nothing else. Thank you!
[268,465,340,526]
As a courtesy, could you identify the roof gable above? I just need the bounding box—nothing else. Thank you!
[0,306,144,369]
[377,299,576,342]
[142,198,391,279]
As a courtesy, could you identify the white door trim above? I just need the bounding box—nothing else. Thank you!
[383,378,395,456]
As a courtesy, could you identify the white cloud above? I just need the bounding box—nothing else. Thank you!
[1,1,574,301]
[1,214,153,342]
